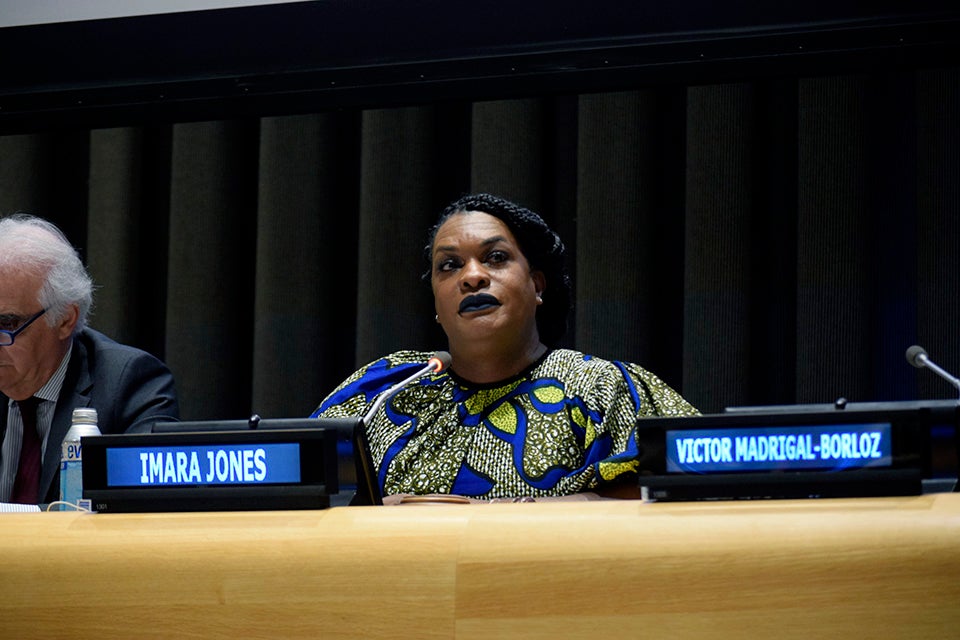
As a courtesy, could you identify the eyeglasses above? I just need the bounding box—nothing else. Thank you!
[0,309,47,346]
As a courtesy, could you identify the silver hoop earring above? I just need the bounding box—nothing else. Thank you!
[435,314,440,323]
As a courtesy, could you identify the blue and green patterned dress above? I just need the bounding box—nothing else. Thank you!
[312,349,698,499]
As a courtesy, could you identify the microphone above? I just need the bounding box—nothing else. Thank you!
[905,345,960,399]
[362,351,452,426]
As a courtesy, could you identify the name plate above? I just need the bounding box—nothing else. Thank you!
[635,402,958,502]
[82,418,377,512]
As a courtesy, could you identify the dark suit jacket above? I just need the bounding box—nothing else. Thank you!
[0,328,180,504]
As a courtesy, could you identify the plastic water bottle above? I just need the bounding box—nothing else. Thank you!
[60,408,101,510]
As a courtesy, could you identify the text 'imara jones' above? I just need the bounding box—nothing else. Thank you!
[139,449,267,484]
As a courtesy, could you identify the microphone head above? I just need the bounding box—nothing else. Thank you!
[429,351,453,372]
[905,345,928,368]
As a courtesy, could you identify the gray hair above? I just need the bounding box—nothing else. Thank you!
[0,213,93,334]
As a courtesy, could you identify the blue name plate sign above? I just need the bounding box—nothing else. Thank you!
[631,404,951,501]
[665,423,892,474]
[80,423,356,512]
[106,443,302,486]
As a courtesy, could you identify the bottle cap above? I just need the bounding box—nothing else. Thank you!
[72,408,98,424]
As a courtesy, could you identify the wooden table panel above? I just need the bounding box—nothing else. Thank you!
[1,494,957,638]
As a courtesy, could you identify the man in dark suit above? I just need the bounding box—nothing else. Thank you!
[0,214,179,505]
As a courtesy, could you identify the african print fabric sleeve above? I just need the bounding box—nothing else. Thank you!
[588,359,700,486]
[310,351,433,420]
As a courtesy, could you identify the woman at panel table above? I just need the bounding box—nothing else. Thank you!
[312,193,699,502]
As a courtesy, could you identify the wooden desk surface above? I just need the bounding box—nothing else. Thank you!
[1,494,958,639]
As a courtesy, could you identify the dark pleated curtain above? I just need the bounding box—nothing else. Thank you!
[87,126,172,356]
[577,89,687,382]
[1,68,957,418]
[684,83,765,410]
[355,107,450,365]
[917,70,960,401]
[253,113,360,417]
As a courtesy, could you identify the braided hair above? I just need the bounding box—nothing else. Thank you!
[422,193,572,347]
